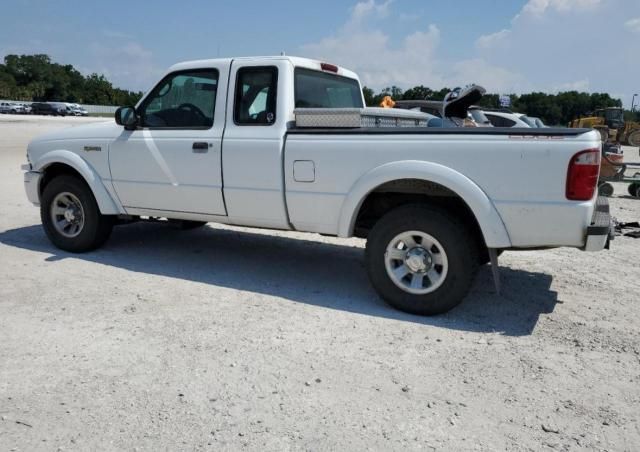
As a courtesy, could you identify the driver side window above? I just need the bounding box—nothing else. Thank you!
[139,69,218,128]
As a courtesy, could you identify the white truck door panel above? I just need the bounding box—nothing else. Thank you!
[109,66,228,216]
[110,131,225,214]
[220,61,291,229]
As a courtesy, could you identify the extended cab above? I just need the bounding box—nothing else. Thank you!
[22,56,611,315]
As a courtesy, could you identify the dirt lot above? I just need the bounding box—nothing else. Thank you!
[1,115,639,451]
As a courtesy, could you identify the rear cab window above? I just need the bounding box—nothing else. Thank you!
[234,66,278,125]
[294,68,363,108]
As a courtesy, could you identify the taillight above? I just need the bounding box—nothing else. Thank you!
[566,149,600,200]
[320,62,338,73]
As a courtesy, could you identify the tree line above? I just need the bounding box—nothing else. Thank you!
[0,54,143,106]
[363,85,631,126]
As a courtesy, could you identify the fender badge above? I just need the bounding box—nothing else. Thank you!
[84,146,102,152]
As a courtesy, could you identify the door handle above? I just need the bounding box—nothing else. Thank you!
[192,142,209,153]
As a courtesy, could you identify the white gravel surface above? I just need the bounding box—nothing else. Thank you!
[1,115,639,451]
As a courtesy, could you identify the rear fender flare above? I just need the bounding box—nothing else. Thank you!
[337,160,512,248]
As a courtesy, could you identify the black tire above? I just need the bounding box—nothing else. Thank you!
[365,204,480,316]
[628,130,640,148]
[40,175,114,252]
[628,183,640,198]
[598,182,614,197]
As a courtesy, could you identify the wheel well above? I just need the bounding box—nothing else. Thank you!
[353,179,487,249]
[39,163,86,197]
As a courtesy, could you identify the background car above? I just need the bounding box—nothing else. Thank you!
[529,116,548,128]
[483,110,532,128]
[468,107,493,127]
[31,102,68,116]
[67,103,89,116]
[0,102,24,114]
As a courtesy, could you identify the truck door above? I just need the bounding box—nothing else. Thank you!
[220,62,290,229]
[109,65,228,216]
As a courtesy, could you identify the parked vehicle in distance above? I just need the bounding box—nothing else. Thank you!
[22,56,611,316]
[484,110,532,128]
[67,103,89,116]
[528,116,547,128]
[31,102,68,116]
[468,107,493,127]
[21,103,32,114]
[75,105,89,116]
[0,102,24,114]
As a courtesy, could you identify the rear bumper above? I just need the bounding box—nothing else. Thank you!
[23,169,41,206]
[583,196,613,252]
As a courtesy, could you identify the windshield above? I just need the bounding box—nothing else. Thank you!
[295,68,363,108]
[604,109,624,122]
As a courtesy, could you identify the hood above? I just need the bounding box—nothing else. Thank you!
[442,85,486,119]
[30,119,119,144]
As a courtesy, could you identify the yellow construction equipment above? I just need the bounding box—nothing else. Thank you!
[569,107,640,146]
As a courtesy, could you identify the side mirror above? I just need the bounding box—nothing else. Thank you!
[115,106,138,130]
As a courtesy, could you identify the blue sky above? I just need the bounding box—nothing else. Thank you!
[2,0,639,105]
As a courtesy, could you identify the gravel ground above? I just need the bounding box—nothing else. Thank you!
[1,115,639,451]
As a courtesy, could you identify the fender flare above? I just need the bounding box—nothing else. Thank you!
[34,150,122,215]
[337,160,512,248]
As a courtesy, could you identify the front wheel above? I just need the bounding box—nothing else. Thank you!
[365,204,479,316]
[41,175,114,252]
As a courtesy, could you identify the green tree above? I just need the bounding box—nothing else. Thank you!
[0,54,143,105]
[402,85,433,100]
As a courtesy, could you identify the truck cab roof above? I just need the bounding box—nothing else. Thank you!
[167,56,360,82]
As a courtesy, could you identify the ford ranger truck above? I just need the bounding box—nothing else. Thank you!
[22,56,612,316]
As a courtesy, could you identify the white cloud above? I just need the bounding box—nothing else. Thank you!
[518,0,602,18]
[301,1,522,93]
[303,0,638,104]
[303,16,446,89]
[474,0,639,105]
[475,29,511,50]
[88,41,162,92]
[350,0,393,23]
[625,17,640,33]
[553,79,591,92]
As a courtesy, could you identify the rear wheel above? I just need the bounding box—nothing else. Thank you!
[628,183,640,198]
[598,182,614,197]
[365,204,479,316]
[41,175,114,252]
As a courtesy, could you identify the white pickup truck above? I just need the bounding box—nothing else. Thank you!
[22,56,612,315]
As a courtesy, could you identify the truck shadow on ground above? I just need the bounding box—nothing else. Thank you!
[0,223,558,336]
